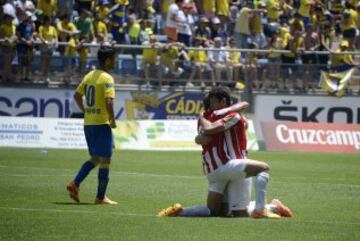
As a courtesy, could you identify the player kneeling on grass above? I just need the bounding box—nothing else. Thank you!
[66,45,117,205]
[158,88,293,218]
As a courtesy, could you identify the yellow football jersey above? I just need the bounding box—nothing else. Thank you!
[0,23,16,38]
[39,25,57,41]
[76,70,116,125]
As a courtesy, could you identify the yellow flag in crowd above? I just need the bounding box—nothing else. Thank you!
[320,67,356,97]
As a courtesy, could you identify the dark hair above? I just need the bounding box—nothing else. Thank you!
[203,94,210,111]
[97,46,116,67]
[207,87,231,106]
[43,16,50,23]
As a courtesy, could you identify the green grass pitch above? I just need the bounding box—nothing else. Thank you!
[0,148,359,241]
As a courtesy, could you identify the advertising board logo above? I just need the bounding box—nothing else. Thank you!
[274,100,360,124]
[261,121,360,153]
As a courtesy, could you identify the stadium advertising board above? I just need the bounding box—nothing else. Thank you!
[0,117,259,151]
[0,88,239,120]
[0,117,86,149]
[261,121,360,153]
[255,95,360,124]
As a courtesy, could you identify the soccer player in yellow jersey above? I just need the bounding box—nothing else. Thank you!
[67,46,118,205]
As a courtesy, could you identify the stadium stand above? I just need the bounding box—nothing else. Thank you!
[0,0,359,94]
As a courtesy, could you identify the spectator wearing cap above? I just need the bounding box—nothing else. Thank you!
[165,0,183,41]
[340,2,358,50]
[37,0,57,19]
[16,11,36,82]
[330,40,357,72]
[3,0,19,25]
[74,9,94,42]
[176,2,194,46]
[39,15,58,84]
[210,16,228,46]
[194,16,212,43]
[14,0,35,23]
[0,14,17,84]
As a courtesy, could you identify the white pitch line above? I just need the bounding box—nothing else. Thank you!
[0,206,154,217]
[1,206,360,226]
[1,165,360,187]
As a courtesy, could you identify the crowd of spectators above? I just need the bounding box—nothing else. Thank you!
[0,0,359,90]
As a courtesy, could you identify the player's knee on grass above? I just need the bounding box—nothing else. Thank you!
[244,160,270,177]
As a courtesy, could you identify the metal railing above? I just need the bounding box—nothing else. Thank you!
[0,40,359,94]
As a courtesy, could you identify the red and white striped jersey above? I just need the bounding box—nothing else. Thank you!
[201,112,248,175]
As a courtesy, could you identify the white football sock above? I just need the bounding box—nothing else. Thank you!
[255,171,269,211]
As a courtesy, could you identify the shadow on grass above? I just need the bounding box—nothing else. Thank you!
[52,202,93,206]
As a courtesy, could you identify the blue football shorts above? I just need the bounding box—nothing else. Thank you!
[84,124,114,158]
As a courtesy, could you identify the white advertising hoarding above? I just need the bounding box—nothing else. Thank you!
[0,117,259,151]
[254,95,360,140]
[255,95,359,124]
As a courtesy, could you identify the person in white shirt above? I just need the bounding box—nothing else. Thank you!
[208,37,233,85]
[165,0,183,41]
[176,2,194,46]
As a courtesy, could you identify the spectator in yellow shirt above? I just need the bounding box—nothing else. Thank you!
[298,0,313,27]
[267,30,285,88]
[37,0,57,18]
[142,34,162,84]
[77,36,90,74]
[39,16,58,84]
[0,14,17,83]
[187,37,215,87]
[267,0,281,23]
[227,37,243,86]
[57,15,78,54]
[93,14,108,43]
[64,32,80,84]
[341,3,358,49]
[330,40,357,71]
